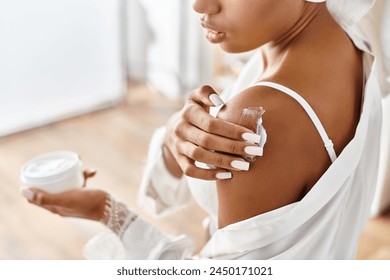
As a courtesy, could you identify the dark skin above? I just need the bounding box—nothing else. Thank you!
[23,1,363,231]
[214,5,362,228]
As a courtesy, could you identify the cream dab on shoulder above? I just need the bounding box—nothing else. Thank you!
[240,107,267,162]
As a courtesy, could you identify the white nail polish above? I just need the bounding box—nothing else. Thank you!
[20,188,34,200]
[216,172,232,180]
[209,93,224,107]
[231,160,250,171]
[244,146,263,156]
[242,133,261,144]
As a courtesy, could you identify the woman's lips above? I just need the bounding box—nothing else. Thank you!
[201,21,226,43]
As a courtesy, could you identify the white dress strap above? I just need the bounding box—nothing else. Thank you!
[252,81,337,163]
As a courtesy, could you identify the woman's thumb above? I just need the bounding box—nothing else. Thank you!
[20,188,49,205]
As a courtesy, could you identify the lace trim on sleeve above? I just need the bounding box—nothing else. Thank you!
[101,194,138,238]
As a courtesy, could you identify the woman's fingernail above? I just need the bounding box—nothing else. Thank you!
[20,188,34,200]
[244,146,263,156]
[216,172,232,180]
[231,160,250,171]
[209,93,224,107]
[242,133,261,144]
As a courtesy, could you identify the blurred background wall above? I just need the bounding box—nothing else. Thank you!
[0,0,212,137]
[0,0,126,137]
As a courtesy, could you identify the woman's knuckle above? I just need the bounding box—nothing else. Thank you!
[173,121,183,136]
[35,194,44,205]
[215,155,224,167]
[173,139,182,152]
[199,116,208,128]
[193,147,205,160]
[228,127,239,139]
[206,119,216,131]
[228,143,238,154]
[201,117,213,132]
[199,134,210,147]
[182,108,191,121]
[188,146,197,159]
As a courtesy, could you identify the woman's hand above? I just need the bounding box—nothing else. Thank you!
[20,188,108,222]
[163,85,263,181]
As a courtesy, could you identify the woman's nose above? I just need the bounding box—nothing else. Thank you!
[192,0,220,15]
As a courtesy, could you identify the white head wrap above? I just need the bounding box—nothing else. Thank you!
[307,0,390,97]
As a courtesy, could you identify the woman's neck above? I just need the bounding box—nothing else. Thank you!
[260,4,335,77]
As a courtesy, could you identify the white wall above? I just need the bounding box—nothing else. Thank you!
[0,0,125,137]
[126,0,148,81]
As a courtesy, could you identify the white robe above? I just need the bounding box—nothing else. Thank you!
[84,1,389,260]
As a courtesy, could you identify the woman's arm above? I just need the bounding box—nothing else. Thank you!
[215,85,331,229]
[22,188,195,259]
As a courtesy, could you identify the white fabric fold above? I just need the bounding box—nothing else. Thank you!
[327,0,390,96]
[137,127,191,217]
[84,218,194,260]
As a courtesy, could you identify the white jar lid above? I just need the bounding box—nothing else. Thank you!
[20,151,81,185]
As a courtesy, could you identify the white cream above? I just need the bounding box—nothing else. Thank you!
[240,107,267,162]
[20,151,83,193]
[24,158,73,178]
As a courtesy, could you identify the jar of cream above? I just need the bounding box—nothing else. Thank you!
[20,151,84,193]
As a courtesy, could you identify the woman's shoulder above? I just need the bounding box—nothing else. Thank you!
[219,75,331,173]
[277,34,363,156]
[216,83,329,228]
[215,40,363,228]
[224,40,363,177]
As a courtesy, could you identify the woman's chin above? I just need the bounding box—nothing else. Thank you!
[218,43,255,54]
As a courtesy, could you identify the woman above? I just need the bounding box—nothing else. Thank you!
[21,0,389,259]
